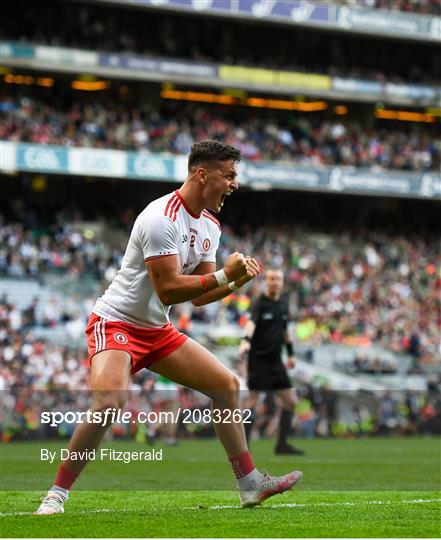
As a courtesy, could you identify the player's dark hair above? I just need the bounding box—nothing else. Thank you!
[188,140,241,170]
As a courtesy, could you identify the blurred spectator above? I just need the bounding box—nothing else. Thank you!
[2,208,439,364]
[1,96,439,172]
[365,0,440,15]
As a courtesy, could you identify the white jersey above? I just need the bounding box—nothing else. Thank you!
[93,190,221,327]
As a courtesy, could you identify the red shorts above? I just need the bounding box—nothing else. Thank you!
[85,313,188,374]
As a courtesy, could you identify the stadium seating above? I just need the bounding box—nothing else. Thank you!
[1,95,439,171]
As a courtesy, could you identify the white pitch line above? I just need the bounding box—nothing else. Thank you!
[191,498,441,510]
[0,509,115,517]
[2,498,440,517]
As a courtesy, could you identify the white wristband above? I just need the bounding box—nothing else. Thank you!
[228,282,240,291]
[214,269,229,287]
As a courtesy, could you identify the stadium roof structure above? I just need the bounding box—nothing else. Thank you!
[1,41,439,107]
[92,0,441,44]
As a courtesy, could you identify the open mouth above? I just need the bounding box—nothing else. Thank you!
[220,191,232,207]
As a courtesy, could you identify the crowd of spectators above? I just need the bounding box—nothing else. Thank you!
[219,225,440,365]
[2,291,439,442]
[2,208,440,365]
[337,354,398,375]
[2,0,439,84]
[2,205,440,441]
[2,295,439,443]
[345,0,441,15]
[1,303,89,392]
[1,96,439,172]
[1,219,123,281]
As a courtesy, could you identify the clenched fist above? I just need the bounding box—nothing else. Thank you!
[223,252,248,281]
[234,257,261,287]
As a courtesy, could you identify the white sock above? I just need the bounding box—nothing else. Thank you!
[50,485,69,501]
[237,468,261,490]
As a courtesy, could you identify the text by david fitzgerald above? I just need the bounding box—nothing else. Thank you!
[40,448,163,464]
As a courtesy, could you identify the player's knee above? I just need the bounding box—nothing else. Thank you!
[92,391,127,412]
[205,372,240,400]
[209,372,240,396]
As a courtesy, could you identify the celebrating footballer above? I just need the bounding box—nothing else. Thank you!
[35,140,302,515]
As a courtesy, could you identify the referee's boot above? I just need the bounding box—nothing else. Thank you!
[275,442,305,455]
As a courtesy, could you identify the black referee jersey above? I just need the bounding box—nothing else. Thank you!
[247,294,292,390]
[249,293,290,357]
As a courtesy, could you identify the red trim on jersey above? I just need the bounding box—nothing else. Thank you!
[175,190,201,219]
[167,195,180,219]
[164,193,178,217]
[202,210,221,230]
[172,201,182,222]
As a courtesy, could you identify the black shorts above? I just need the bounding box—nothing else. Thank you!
[247,356,292,391]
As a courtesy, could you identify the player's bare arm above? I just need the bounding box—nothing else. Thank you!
[145,251,252,306]
[191,258,261,307]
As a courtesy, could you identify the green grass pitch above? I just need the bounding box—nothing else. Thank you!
[1,437,440,537]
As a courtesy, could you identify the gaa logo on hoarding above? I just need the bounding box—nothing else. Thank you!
[114,332,128,345]
[203,238,211,252]
[23,147,60,170]
[133,155,168,178]
[82,153,112,173]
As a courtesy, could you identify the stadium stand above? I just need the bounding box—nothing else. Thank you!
[1,0,440,446]
[2,192,439,364]
[1,0,439,83]
[1,93,439,171]
[350,0,441,15]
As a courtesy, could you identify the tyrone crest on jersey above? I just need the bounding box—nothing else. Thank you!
[203,238,211,252]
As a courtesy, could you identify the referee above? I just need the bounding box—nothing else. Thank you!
[240,269,304,455]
